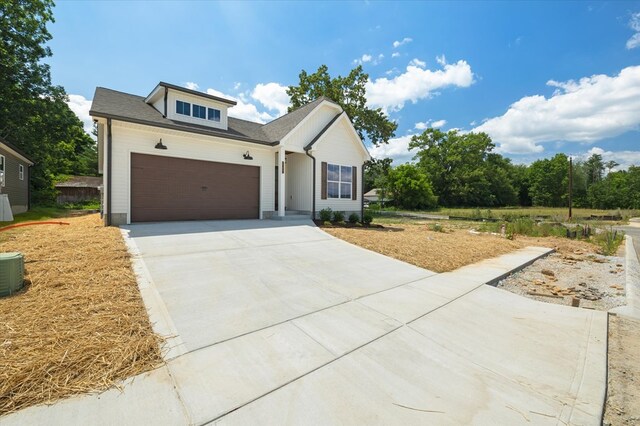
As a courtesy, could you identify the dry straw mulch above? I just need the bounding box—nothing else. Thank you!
[0,214,163,415]
[323,223,599,273]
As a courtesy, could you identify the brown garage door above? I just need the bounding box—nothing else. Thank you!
[131,153,259,222]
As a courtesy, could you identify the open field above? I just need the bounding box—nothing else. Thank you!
[0,214,162,415]
[371,206,640,222]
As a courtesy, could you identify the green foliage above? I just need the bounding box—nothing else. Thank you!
[527,153,569,207]
[332,210,345,222]
[595,227,624,256]
[287,65,397,145]
[59,199,101,210]
[363,211,373,225]
[319,208,332,222]
[409,129,517,207]
[430,223,444,232]
[0,0,97,204]
[348,213,359,224]
[364,157,392,193]
[588,166,640,209]
[386,164,437,210]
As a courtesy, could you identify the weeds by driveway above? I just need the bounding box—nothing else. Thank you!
[0,214,162,415]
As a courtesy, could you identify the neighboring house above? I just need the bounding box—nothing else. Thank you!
[89,82,370,225]
[364,188,392,204]
[55,176,102,204]
[0,136,34,214]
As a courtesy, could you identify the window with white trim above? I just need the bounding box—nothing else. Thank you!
[0,155,4,173]
[327,164,352,199]
[208,108,221,122]
[193,104,206,119]
[19,164,24,180]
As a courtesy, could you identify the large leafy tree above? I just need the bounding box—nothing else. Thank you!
[287,65,397,145]
[409,128,516,207]
[1,0,95,203]
[527,154,569,207]
[386,163,437,210]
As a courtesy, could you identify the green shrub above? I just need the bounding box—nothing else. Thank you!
[508,218,536,236]
[596,227,625,256]
[332,210,345,222]
[348,213,359,224]
[472,208,482,219]
[430,223,444,232]
[319,208,332,221]
[363,212,374,225]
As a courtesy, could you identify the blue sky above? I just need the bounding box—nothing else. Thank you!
[52,1,640,168]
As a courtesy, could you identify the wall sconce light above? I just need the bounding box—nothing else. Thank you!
[155,138,168,150]
[243,151,253,160]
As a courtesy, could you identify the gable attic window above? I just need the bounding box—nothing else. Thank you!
[0,154,4,173]
[208,108,221,122]
[176,100,191,116]
[193,104,206,119]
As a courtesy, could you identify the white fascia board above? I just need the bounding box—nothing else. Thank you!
[144,84,163,104]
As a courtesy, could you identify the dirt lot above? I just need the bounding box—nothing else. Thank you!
[323,222,597,273]
[324,220,639,424]
[0,214,162,415]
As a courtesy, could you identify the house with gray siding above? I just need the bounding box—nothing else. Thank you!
[0,136,34,214]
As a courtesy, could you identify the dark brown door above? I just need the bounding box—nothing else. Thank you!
[131,153,259,222]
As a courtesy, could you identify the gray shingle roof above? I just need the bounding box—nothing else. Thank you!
[55,175,102,188]
[89,87,342,146]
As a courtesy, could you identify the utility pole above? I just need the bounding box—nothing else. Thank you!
[568,157,573,220]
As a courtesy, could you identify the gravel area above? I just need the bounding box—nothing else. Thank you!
[497,249,626,311]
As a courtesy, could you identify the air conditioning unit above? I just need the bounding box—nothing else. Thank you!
[0,252,24,297]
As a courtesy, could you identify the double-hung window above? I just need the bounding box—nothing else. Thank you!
[176,100,191,116]
[208,108,221,122]
[193,104,206,119]
[327,164,352,199]
[19,164,24,180]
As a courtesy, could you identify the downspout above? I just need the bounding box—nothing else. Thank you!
[305,148,316,220]
[163,87,168,118]
[106,118,113,226]
[27,165,31,211]
[361,162,365,221]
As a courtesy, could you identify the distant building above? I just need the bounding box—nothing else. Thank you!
[0,136,34,214]
[55,176,102,204]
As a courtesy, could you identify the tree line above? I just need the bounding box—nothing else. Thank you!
[365,128,640,211]
[1,0,97,204]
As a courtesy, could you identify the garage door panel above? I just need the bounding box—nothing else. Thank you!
[131,153,259,222]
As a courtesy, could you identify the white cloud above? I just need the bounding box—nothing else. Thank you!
[408,58,426,68]
[436,54,447,66]
[414,119,446,130]
[474,65,640,154]
[392,52,400,58]
[67,94,93,135]
[392,37,413,48]
[184,82,199,90]
[579,147,640,171]
[362,54,373,63]
[369,134,418,164]
[354,53,384,66]
[366,57,475,112]
[627,12,640,49]
[251,82,290,116]
[207,88,274,123]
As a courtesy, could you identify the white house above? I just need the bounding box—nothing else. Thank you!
[89,82,371,225]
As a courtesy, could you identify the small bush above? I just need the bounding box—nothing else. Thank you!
[332,210,345,222]
[596,227,625,256]
[430,223,444,232]
[508,218,536,236]
[323,220,332,226]
[363,212,373,225]
[472,208,482,219]
[348,213,359,224]
[319,208,332,222]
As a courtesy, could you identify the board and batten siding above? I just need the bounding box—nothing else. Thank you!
[0,145,29,214]
[282,104,339,152]
[285,153,312,212]
[107,120,275,224]
[312,119,367,216]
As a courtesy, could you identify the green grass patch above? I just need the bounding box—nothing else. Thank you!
[1,207,71,226]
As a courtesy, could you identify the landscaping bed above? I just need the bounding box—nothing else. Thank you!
[0,214,163,415]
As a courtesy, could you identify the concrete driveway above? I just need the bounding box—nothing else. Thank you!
[2,220,607,425]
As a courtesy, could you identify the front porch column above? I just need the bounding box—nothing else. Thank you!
[278,147,286,216]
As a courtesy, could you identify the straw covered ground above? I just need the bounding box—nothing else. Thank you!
[0,214,163,415]
[323,223,598,273]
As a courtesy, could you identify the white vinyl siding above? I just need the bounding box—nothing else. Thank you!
[281,104,339,152]
[107,120,275,224]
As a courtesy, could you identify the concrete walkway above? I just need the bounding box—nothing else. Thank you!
[1,221,607,425]
[613,223,640,319]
